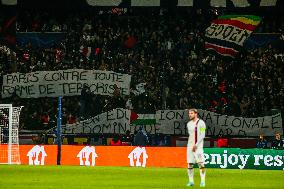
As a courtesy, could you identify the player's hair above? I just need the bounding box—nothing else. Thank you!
[188,108,198,113]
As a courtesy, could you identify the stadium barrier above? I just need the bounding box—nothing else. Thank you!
[1,145,283,170]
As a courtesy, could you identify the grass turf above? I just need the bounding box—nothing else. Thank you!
[0,165,283,189]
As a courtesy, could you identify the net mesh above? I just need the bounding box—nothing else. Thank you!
[0,105,23,164]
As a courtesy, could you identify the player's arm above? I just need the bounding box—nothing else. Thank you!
[196,121,206,147]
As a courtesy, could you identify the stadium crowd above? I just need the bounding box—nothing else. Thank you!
[0,7,283,136]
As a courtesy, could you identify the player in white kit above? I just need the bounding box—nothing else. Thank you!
[186,109,206,187]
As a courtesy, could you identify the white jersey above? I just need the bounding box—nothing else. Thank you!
[187,119,206,150]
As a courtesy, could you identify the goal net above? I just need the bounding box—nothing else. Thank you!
[0,104,23,164]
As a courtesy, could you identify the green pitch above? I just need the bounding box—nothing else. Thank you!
[0,165,283,189]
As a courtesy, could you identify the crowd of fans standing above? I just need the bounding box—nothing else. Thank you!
[0,7,283,132]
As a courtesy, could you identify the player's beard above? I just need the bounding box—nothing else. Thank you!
[189,115,197,120]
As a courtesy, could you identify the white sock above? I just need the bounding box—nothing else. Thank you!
[200,169,206,182]
[188,168,194,183]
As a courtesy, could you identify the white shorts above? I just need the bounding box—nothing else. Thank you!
[187,147,204,164]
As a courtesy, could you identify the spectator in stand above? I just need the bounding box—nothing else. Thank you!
[110,134,122,146]
[79,84,91,119]
[256,134,268,149]
[41,112,50,129]
[134,126,149,146]
[67,112,77,124]
[121,130,133,146]
[216,134,228,148]
[271,132,284,150]
[134,126,148,146]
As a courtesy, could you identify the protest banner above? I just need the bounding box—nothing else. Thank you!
[62,109,282,137]
[2,69,131,98]
[62,108,131,134]
[156,109,282,136]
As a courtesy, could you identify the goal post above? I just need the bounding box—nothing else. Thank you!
[0,104,23,165]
